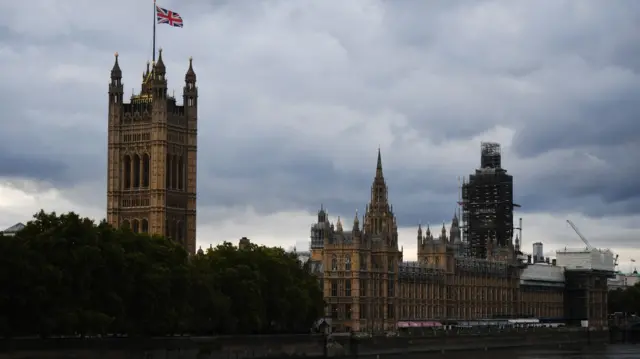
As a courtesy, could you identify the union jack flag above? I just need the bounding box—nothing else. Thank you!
[156,5,183,27]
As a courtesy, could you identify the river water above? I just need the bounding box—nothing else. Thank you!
[440,345,639,359]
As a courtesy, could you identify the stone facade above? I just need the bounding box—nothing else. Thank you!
[106,50,197,254]
[309,150,608,332]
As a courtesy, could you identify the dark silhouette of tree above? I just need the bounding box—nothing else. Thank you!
[0,211,324,337]
[609,284,640,315]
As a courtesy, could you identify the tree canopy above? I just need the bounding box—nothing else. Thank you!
[609,283,640,315]
[0,211,324,338]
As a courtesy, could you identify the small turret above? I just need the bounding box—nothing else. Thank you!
[336,216,343,232]
[450,213,461,243]
[441,222,447,241]
[110,52,122,80]
[425,224,432,241]
[352,209,360,232]
[154,48,166,74]
[318,204,327,223]
[185,56,196,83]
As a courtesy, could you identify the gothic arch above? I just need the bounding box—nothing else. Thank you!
[141,218,149,233]
[345,254,352,271]
[132,218,140,233]
[142,153,150,187]
[123,155,131,189]
[171,154,178,190]
[166,154,172,189]
[121,219,131,229]
[165,218,171,239]
[177,156,184,190]
[132,153,141,188]
[331,255,338,271]
[176,221,184,244]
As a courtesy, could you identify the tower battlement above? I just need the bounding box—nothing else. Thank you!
[106,50,198,254]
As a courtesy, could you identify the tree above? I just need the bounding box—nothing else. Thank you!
[0,210,324,337]
[608,283,640,315]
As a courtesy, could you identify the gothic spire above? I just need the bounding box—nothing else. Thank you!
[376,147,383,178]
[185,56,196,82]
[111,52,122,79]
[155,48,166,74]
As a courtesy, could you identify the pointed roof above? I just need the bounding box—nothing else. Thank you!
[376,147,383,178]
[111,52,122,79]
[155,48,166,73]
[185,56,196,82]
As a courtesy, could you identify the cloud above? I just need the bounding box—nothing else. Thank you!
[1,0,639,268]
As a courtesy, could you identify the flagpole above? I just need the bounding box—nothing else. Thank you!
[152,0,157,62]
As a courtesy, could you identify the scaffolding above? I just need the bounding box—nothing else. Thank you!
[461,143,515,259]
[481,142,501,169]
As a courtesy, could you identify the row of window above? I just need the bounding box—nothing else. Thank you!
[123,133,151,142]
[329,278,395,298]
[121,218,186,244]
[122,153,187,191]
[328,280,523,302]
[329,254,397,271]
[121,198,151,207]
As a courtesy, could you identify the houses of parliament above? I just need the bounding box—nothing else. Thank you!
[307,148,610,332]
[106,50,197,254]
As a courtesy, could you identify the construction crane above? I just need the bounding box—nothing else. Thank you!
[566,219,593,250]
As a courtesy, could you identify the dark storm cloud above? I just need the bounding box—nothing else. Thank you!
[1,0,639,229]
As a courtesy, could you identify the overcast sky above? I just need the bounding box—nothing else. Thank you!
[1,0,639,268]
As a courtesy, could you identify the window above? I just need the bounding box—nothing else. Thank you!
[387,275,395,297]
[331,305,338,319]
[387,304,395,319]
[359,304,367,319]
[345,254,351,271]
[360,280,367,297]
[331,280,338,296]
[360,253,368,270]
[345,280,351,297]
[346,304,352,319]
[331,255,338,270]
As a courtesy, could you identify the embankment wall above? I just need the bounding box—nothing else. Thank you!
[0,329,609,359]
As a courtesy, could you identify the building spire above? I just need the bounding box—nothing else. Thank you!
[111,52,122,79]
[185,56,196,82]
[155,48,166,74]
[376,147,383,178]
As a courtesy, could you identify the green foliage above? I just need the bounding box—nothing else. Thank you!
[608,283,640,315]
[0,211,324,337]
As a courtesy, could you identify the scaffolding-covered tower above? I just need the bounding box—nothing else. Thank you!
[461,142,516,259]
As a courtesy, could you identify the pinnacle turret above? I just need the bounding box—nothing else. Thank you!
[111,52,122,79]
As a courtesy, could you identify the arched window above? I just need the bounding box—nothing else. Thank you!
[331,255,338,271]
[360,253,368,270]
[123,155,131,189]
[177,221,184,244]
[132,154,141,188]
[121,219,130,230]
[171,154,178,190]
[345,254,352,271]
[166,154,172,189]
[142,153,150,187]
[141,218,149,233]
[132,219,140,233]
[178,156,184,190]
